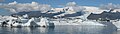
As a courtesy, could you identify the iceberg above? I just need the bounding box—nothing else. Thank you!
[51,18,105,26]
[112,20,120,29]
[0,17,54,27]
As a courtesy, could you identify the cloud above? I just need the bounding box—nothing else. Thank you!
[66,2,76,6]
[0,1,52,13]
[0,0,4,2]
[65,2,85,12]
[0,1,85,13]
[99,3,120,10]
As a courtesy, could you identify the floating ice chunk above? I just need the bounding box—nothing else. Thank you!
[112,21,120,29]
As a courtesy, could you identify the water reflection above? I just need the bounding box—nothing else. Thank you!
[54,25,116,34]
[0,25,119,34]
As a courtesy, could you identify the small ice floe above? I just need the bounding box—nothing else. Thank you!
[112,20,120,30]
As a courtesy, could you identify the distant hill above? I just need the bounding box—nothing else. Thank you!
[87,9,120,20]
[11,10,84,18]
[61,11,83,18]
[11,11,65,18]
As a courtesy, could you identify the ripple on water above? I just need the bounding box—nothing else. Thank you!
[0,25,118,34]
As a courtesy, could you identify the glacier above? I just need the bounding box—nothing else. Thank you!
[0,1,120,29]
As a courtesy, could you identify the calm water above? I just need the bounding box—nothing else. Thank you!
[0,25,119,34]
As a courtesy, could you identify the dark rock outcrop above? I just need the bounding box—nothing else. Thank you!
[87,10,120,20]
[11,11,64,18]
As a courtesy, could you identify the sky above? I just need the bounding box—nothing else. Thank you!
[0,0,120,15]
[0,0,120,7]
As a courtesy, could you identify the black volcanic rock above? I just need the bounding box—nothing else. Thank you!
[87,11,120,20]
[62,11,83,18]
[11,11,65,18]
[12,11,30,16]
[11,10,84,18]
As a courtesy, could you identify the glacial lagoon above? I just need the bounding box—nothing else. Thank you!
[0,25,118,34]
